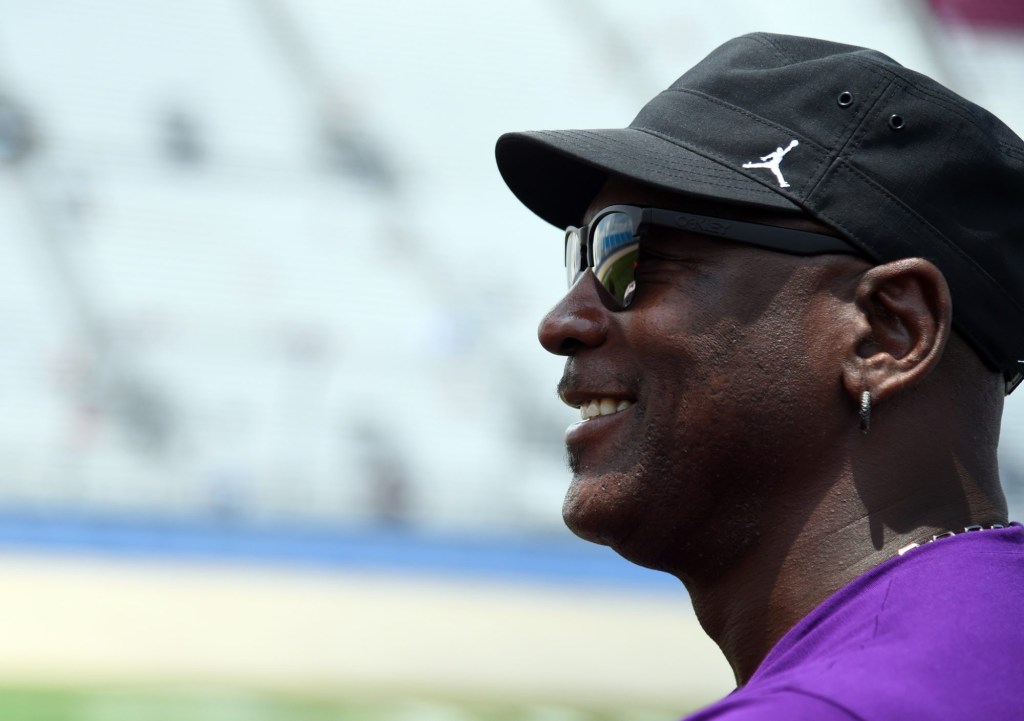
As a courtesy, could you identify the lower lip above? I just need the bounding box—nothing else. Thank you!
[565,406,634,444]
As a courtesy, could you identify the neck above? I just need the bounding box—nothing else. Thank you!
[680,467,1007,686]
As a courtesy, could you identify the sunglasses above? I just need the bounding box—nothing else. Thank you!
[565,205,856,308]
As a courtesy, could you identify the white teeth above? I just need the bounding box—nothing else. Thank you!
[579,398,634,420]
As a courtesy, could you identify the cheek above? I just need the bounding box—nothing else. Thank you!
[637,300,825,476]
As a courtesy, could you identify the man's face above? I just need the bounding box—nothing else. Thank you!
[538,178,866,579]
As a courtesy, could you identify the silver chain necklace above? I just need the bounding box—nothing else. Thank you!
[897,522,1008,556]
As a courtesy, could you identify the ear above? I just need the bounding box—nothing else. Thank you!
[841,258,952,404]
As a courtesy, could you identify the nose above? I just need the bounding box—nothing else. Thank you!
[538,272,610,356]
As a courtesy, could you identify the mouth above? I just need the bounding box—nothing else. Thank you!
[563,392,638,461]
[577,397,636,421]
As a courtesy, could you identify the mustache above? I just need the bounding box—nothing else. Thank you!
[555,368,575,405]
[556,363,641,404]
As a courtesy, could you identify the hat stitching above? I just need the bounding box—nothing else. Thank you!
[529,130,743,185]
[626,125,808,180]
[640,89,833,197]
[828,83,1023,297]
[900,83,1014,147]
[745,47,1012,154]
[819,76,899,178]
[823,69,893,161]
[557,132,736,182]
[827,160,1024,324]
[651,84,897,201]
[818,79,1024,291]
[812,163,1024,372]
[659,87,831,152]
[558,129,787,197]
[1001,143,1024,161]
[796,71,894,205]
[845,54,1024,153]
[537,129,741,180]
[742,33,802,64]
[567,130,758,179]
[802,167,882,262]
[896,79,987,127]
[632,124,813,200]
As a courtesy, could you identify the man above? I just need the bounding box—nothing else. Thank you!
[495,33,1024,719]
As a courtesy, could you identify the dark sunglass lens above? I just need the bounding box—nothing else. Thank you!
[565,227,585,289]
[595,248,639,306]
[592,213,639,307]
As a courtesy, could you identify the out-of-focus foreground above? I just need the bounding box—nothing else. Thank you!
[0,1,1021,719]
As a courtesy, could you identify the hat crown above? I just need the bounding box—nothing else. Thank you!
[626,33,1024,389]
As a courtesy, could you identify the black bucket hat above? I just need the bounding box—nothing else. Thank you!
[495,32,1024,393]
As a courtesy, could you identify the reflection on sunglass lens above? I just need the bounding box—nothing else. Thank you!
[595,247,639,306]
[563,211,640,307]
[593,213,639,307]
[565,227,584,289]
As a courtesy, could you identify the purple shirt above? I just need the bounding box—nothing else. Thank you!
[684,524,1024,720]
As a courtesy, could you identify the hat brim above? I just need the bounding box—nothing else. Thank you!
[495,127,802,229]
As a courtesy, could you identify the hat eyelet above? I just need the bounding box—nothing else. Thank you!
[837,91,854,107]
[888,114,906,131]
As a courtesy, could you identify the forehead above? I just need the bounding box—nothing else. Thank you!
[584,176,838,237]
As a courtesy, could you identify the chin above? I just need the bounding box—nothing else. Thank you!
[563,497,680,576]
[561,473,639,548]
[561,469,758,580]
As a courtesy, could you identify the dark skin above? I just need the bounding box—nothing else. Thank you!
[538,176,1008,685]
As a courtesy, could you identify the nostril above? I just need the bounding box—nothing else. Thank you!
[538,305,609,356]
[538,272,610,355]
[556,337,585,355]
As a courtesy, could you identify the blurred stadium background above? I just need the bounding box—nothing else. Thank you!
[0,1,1021,719]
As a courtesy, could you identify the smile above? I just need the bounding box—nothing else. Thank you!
[579,397,635,420]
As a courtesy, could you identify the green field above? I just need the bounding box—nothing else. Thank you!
[0,686,689,721]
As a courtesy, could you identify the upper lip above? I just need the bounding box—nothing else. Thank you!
[558,386,636,410]
[557,362,638,409]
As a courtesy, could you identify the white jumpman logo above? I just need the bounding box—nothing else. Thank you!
[742,139,799,188]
